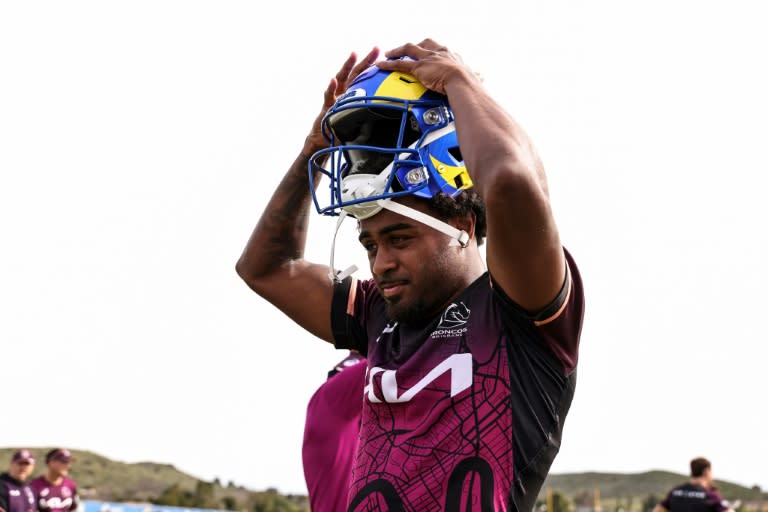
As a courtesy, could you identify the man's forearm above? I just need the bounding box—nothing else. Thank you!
[443,71,547,202]
[236,151,319,282]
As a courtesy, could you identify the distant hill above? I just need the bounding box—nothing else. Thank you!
[0,447,200,502]
[2,447,764,511]
[0,448,308,511]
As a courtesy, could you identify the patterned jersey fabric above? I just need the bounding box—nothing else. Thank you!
[332,249,584,511]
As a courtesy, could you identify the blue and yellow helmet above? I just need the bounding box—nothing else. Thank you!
[309,61,473,220]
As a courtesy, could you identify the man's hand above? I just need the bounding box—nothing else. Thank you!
[302,47,380,156]
[376,38,477,95]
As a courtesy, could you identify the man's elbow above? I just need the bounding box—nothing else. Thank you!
[235,256,250,282]
[236,255,294,300]
[235,256,267,293]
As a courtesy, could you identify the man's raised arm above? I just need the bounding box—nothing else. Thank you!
[378,40,566,314]
[236,49,380,342]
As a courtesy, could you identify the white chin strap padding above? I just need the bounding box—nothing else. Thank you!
[339,163,394,220]
[377,199,470,247]
[340,174,384,220]
[328,211,359,283]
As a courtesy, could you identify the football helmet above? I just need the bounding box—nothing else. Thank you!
[308,61,474,281]
[308,61,473,221]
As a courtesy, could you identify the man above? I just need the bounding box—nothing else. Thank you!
[237,39,585,511]
[653,458,737,512]
[302,351,367,512]
[28,449,79,512]
[0,450,37,512]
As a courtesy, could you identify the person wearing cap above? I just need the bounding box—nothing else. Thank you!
[0,449,37,512]
[27,450,79,512]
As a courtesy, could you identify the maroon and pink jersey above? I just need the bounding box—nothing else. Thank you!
[332,250,584,511]
[302,352,367,512]
[27,477,78,512]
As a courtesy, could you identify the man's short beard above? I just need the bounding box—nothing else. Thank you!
[385,297,433,325]
[382,249,460,325]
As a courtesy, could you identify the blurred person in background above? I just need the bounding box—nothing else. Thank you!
[28,449,79,512]
[302,350,366,512]
[0,449,37,512]
[653,457,737,512]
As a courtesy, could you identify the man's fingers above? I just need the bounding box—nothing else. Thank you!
[349,47,380,82]
[375,58,412,74]
[384,42,431,60]
[323,77,338,107]
[417,38,446,52]
[385,39,447,59]
[334,52,358,86]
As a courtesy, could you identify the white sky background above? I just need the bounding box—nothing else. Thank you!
[2,0,767,497]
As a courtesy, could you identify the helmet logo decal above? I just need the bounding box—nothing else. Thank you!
[336,87,366,104]
[429,155,473,190]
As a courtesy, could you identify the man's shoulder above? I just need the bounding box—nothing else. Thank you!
[0,474,21,487]
[673,482,703,490]
[27,476,46,490]
[669,482,710,498]
[0,474,10,492]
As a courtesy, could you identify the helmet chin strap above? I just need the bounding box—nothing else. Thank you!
[328,198,470,283]
[329,211,359,282]
[376,198,470,247]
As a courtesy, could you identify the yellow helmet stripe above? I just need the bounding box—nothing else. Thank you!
[375,72,427,100]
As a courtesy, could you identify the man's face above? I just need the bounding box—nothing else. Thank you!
[48,459,71,477]
[358,196,469,323]
[9,460,34,481]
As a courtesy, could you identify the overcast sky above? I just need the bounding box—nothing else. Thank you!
[2,0,766,497]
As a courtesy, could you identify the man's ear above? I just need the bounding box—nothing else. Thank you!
[452,211,476,241]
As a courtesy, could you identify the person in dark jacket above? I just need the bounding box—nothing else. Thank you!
[653,457,737,512]
[0,449,37,512]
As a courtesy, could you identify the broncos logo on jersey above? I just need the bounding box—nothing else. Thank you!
[437,302,471,329]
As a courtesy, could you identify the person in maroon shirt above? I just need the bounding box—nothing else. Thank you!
[302,351,366,512]
[654,458,737,512]
[28,449,79,512]
[237,39,585,511]
[0,450,37,512]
